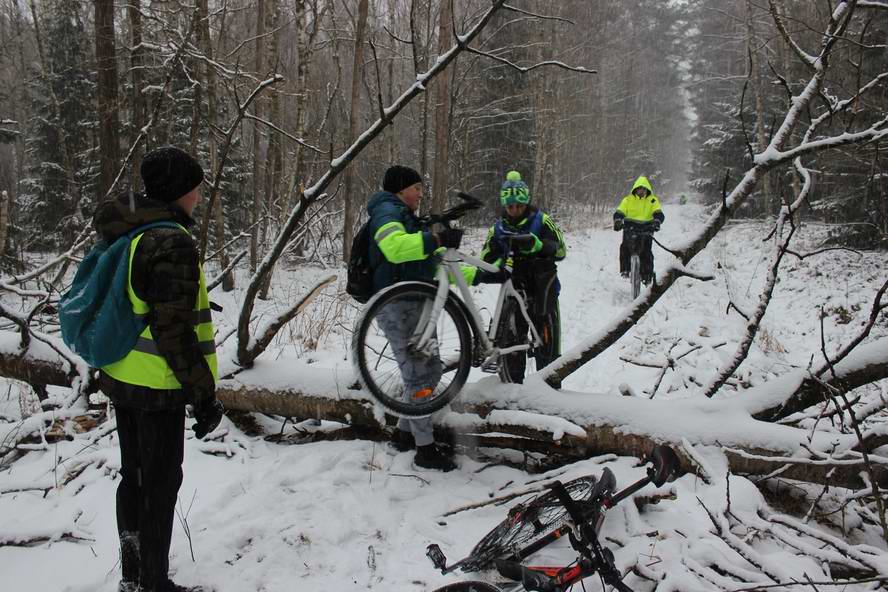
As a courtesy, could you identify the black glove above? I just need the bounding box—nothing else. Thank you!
[437,228,464,249]
[192,398,224,439]
[508,234,537,252]
[652,220,661,232]
[473,267,510,285]
[613,218,623,231]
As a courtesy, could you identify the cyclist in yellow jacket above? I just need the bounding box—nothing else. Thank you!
[613,176,664,284]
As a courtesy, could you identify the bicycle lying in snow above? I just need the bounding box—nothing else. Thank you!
[426,445,681,592]
[352,192,552,417]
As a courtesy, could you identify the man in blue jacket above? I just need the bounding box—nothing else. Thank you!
[366,165,462,471]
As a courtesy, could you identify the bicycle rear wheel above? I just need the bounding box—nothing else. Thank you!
[461,475,599,572]
[630,254,641,299]
[353,282,473,417]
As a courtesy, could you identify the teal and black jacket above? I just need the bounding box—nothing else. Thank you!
[367,191,439,293]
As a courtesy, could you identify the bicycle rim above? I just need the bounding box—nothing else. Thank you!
[630,254,641,299]
[353,283,472,417]
[462,475,598,572]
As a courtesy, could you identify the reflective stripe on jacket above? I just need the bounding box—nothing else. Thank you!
[102,227,218,388]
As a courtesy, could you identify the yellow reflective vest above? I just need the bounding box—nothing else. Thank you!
[102,227,218,389]
[615,176,664,223]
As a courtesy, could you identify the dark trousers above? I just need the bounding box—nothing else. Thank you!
[619,234,654,279]
[115,404,185,589]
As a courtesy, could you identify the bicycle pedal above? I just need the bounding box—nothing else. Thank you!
[481,361,499,373]
[426,544,447,571]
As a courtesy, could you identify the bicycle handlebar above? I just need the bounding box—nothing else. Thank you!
[621,220,658,234]
[421,191,483,228]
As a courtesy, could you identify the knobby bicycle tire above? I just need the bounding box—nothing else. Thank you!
[496,297,525,385]
[630,254,641,299]
[353,282,473,417]
[461,475,599,572]
[497,297,558,385]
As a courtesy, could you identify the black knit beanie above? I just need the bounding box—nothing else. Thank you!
[140,146,205,203]
[383,165,422,195]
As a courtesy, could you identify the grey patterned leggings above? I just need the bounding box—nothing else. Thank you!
[376,297,443,447]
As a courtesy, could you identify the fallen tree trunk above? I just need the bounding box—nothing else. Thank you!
[2,347,883,490]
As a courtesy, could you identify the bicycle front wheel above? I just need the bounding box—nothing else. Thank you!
[353,282,473,417]
[496,297,526,385]
[630,254,641,299]
[461,475,599,572]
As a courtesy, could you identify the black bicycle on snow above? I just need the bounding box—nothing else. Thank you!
[620,220,658,300]
[426,445,680,592]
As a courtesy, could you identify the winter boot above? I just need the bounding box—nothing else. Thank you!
[620,271,629,279]
[119,530,140,592]
[414,443,456,472]
[390,428,415,452]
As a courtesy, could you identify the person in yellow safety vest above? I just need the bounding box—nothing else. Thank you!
[613,176,665,284]
[94,146,223,592]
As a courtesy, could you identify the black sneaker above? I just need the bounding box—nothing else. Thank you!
[620,271,629,279]
[390,428,415,452]
[414,444,456,472]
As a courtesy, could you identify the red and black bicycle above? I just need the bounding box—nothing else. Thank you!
[427,445,680,592]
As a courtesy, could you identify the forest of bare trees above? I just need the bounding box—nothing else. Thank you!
[1,1,880,263]
[0,2,886,587]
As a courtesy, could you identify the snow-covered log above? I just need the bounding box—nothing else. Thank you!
[3,341,886,490]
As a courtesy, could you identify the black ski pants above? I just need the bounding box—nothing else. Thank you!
[114,403,185,590]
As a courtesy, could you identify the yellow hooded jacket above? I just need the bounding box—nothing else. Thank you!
[614,176,665,224]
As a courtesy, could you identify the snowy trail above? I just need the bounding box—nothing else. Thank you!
[1,203,887,591]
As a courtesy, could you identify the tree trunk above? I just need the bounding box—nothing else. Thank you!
[0,191,8,258]
[94,0,120,200]
[746,0,773,214]
[265,0,284,268]
[197,0,234,291]
[250,0,267,275]
[411,1,432,193]
[342,0,369,262]
[430,0,453,214]
[128,0,145,193]
[3,348,885,490]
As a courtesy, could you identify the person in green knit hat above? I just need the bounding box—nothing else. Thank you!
[479,170,567,388]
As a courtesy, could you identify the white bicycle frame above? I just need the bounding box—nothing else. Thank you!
[412,247,543,365]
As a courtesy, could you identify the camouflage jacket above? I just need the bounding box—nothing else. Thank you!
[94,192,216,410]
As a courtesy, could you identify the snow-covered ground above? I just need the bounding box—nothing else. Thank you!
[2,201,887,591]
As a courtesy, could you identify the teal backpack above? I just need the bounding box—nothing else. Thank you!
[59,221,181,367]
